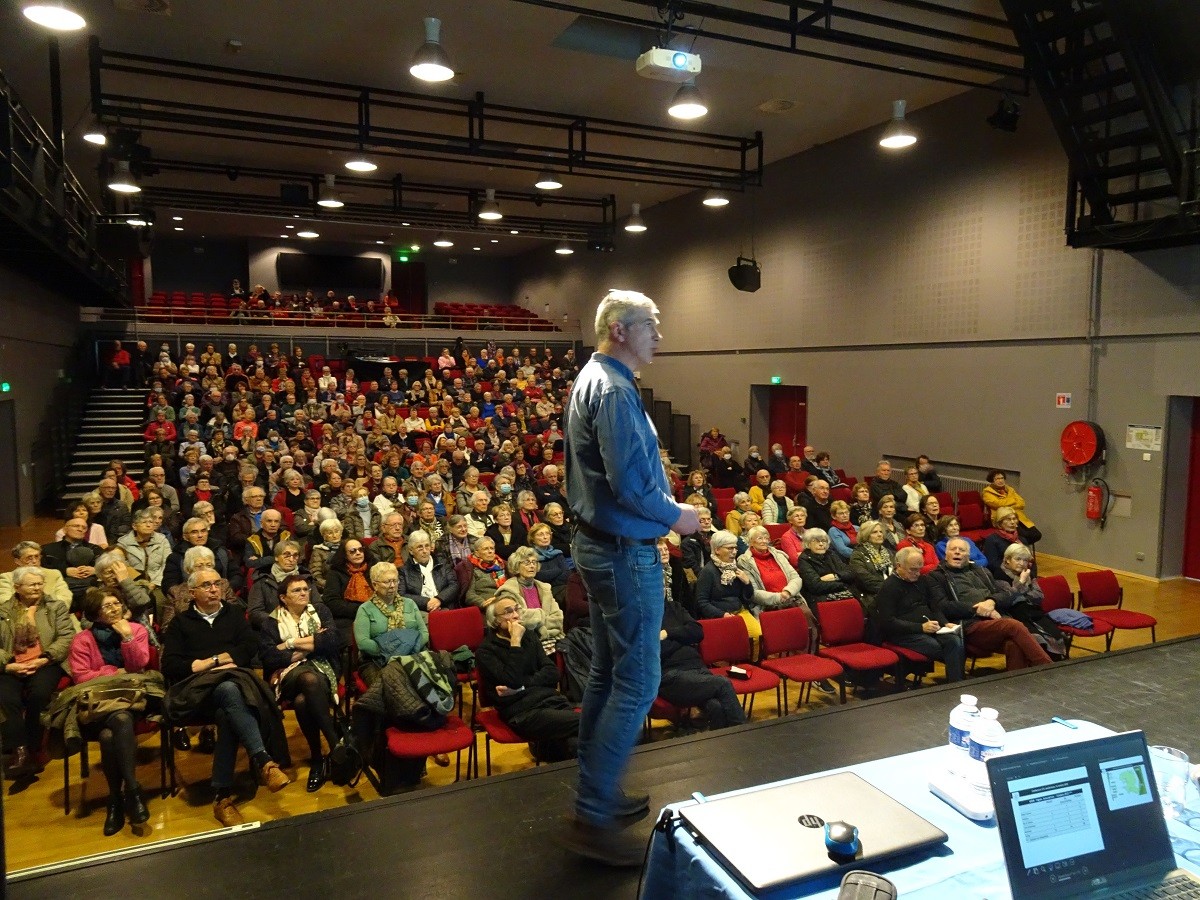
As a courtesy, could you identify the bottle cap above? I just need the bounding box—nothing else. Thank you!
[960,694,977,705]
[980,707,998,720]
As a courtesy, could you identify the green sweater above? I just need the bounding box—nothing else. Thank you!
[353,595,428,664]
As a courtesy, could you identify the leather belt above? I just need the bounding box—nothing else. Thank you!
[574,520,658,547]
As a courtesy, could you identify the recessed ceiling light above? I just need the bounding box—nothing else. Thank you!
[172,216,183,221]
[375,240,384,245]
[174,227,183,231]
[345,157,377,173]
[472,246,481,251]
[279,234,289,238]
[490,239,499,243]
[285,224,294,229]
[410,243,420,251]
[555,241,574,255]
[22,3,86,31]
[510,229,519,235]
[297,230,319,238]
[401,222,411,226]
[433,234,454,248]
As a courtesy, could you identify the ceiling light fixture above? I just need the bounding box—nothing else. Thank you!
[82,121,107,146]
[127,216,148,228]
[472,246,481,251]
[410,243,420,251]
[285,224,294,228]
[987,97,1022,133]
[433,233,454,247]
[624,202,647,233]
[280,234,289,238]
[107,160,141,194]
[172,216,183,222]
[510,229,519,235]
[668,80,708,120]
[879,99,917,149]
[555,241,574,255]
[317,174,344,208]
[702,187,729,207]
[410,17,454,83]
[375,240,385,245]
[478,188,503,221]
[345,155,378,173]
[534,168,563,190]
[297,230,319,238]
[173,226,183,232]
[22,2,85,30]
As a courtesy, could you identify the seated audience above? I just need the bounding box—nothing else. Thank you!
[309,517,343,595]
[162,570,291,827]
[42,517,104,610]
[918,494,942,537]
[873,495,905,550]
[461,536,507,607]
[826,501,857,560]
[761,480,793,525]
[796,479,833,531]
[485,502,527,561]
[248,540,306,630]
[440,515,474,568]
[57,500,108,548]
[1,542,72,607]
[934,516,989,567]
[795,528,858,602]
[94,553,157,634]
[322,540,373,648]
[868,460,907,510]
[982,470,1041,545]
[679,507,715,575]
[163,545,242,632]
[341,487,382,540]
[848,482,874,528]
[895,514,938,575]
[399,530,461,614]
[116,508,172,587]
[901,465,928,513]
[541,502,573,555]
[982,506,1035,580]
[872,547,965,682]
[353,561,427,686]
[848,520,893,614]
[777,506,808,568]
[917,454,943,493]
[994,543,1066,659]
[492,547,565,643]
[737,526,815,656]
[724,492,752,536]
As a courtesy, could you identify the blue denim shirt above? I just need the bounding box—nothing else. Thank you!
[565,352,679,540]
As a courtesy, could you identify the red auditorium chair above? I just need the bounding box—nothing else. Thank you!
[764,523,790,545]
[880,641,934,688]
[933,492,953,513]
[758,607,843,713]
[644,696,692,738]
[1038,575,1112,656]
[698,615,779,718]
[814,599,899,704]
[427,606,485,719]
[383,717,475,784]
[1075,569,1156,650]
[830,487,852,503]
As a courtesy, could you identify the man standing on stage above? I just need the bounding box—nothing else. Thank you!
[561,289,700,866]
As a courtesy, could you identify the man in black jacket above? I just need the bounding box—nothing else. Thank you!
[40,519,103,611]
[475,595,578,762]
[162,570,291,827]
[873,547,966,682]
[868,460,908,509]
[398,530,461,612]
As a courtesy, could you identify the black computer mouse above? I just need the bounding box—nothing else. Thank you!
[824,820,860,855]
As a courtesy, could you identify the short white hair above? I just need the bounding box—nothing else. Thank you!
[594,289,658,345]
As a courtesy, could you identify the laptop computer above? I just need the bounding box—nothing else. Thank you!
[988,730,1200,899]
[678,771,949,894]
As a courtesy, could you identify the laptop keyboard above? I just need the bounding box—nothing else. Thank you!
[1111,874,1200,899]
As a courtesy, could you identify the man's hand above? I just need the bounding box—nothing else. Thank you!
[974,599,996,616]
[922,620,940,634]
[671,503,701,536]
[820,573,837,582]
[509,621,525,646]
[659,629,668,640]
[426,598,442,612]
[109,559,131,582]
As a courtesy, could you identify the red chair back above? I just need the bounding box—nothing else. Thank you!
[830,487,852,503]
[759,607,810,657]
[956,490,983,514]
[1037,575,1073,613]
[764,523,790,543]
[699,615,752,666]
[814,598,866,646]
[711,487,735,500]
[957,503,986,530]
[933,492,953,512]
[1076,570,1122,610]
[427,605,485,654]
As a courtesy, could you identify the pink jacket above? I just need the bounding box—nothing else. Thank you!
[68,623,151,684]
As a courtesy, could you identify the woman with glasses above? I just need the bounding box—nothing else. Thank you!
[323,540,374,649]
[353,562,427,686]
[247,540,308,631]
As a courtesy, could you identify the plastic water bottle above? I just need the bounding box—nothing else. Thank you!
[947,694,979,778]
[966,707,1006,798]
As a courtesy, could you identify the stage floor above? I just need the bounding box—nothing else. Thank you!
[9,637,1200,900]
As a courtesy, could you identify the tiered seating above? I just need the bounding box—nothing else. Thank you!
[432,302,558,331]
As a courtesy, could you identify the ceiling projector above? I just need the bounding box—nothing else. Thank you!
[635,47,702,83]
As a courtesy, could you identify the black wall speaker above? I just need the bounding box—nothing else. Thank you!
[280,183,310,205]
[728,256,761,293]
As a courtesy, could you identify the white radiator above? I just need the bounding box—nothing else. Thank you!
[939,475,989,503]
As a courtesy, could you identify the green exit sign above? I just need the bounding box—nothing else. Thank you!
[0,382,9,392]
[770,376,782,385]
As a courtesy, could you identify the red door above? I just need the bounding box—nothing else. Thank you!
[767,385,807,458]
[1183,400,1200,579]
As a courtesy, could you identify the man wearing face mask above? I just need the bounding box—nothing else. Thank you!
[741,446,764,482]
[708,446,740,490]
[766,443,789,477]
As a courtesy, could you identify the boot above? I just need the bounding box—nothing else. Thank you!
[125,784,149,826]
[103,795,126,836]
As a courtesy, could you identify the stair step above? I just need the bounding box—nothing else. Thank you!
[1085,127,1155,153]
[1049,37,1120,71]
[1097,157,1167,179]
[1032,3,1107,43]
[1071,96,1144,127]
[1109,183,1180,206]
[1062,68,1133,98]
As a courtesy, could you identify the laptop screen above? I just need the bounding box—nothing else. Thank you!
[988,731,1175,900]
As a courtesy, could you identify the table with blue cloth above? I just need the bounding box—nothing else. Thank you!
[639,719,1200,899]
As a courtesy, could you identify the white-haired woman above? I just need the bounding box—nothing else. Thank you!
[116,507,172,587]
[491,546,565,644]
[738,525,816,657]
[353,561,427,686]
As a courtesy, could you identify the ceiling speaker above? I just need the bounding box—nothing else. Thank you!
[728,256,761,293]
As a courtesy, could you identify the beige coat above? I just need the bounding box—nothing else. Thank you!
[494,578,565,642]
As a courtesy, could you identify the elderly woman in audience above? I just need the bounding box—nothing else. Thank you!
[516,490,541,531]
[919,494,942,538]
[848,520,894,614]
[58,498,109,548]
[462,537,508,607]
[308,516,343,595]
[934,515,989,566]
[693,531,753,621]
[322,539,375,649]
[777,506,808,567]
[353,561,427,686]
[541,502,573,555]
[94,552,157,633]
[164,545,241,632]
[994,543,1065,659]
[761,480,794,525]
[341,486,382,540]
[291,490,326,548]
[684,469,718,517]
[896,513,939,575]
[465,490,494,538]
[826,500,857,560]
[68,588,153,834]
[117,507,172,588]
[724,492,751,536]
[873,495,905,550]
[492,546,565,644]
[848,482,874,528]
[398,530,461,614]
[440,514,474,567]
[0,567,76,774]
[1,541,72,607]
[796,528,858,602]
[738,525,810,645]
[455,467,485,515]
[680,506,716,575]
[485,502,527,561]
[248,539,307,630]
[527,522,571,589]
[475,593,578,762]
[901,465,928,513]
[982,469,1041,545]
[273,469,308,514]
[260,574,342,792]
[162,569,290,827]
[982,506,1035,580]
[411,499,443,544]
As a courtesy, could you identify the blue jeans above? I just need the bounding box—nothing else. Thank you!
[211,680,267,791]
[572,532,663,827]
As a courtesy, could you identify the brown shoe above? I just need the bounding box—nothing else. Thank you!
[213,797,245,827]
[432,753,451,767]
[257,760,291,792]
[558,815,646,867]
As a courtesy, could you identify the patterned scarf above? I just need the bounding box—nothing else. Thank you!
[370,593,408,630]
[271,602,338,702]
[470,554,506,588]
[344,559,372,602]
[714,558,740,586]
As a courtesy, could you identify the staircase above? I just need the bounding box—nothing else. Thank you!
[61,388,146,509]
[1000,0,1198,250]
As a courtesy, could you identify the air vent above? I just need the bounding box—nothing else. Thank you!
[756,99,797,114]
[113,0,172,15]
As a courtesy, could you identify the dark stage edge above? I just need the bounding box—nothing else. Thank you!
[8,638,1200,900]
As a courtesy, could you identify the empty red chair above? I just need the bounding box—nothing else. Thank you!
[698,616,780,718]
[384,717,475,783]
[1038,575,1112,656]
[830,487,852,504]
[764,523,790,544]
[814,599,899,704]
[933,492,953,513]
[758,607,842,712]
[1076,570,1155,650]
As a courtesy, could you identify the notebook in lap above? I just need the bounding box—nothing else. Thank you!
[678,771,949,894]
[988,730,1200,899]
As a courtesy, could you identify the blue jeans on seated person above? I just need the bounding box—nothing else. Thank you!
[573,532,663,828]
[891,631,966,682]
[211,679,267,791]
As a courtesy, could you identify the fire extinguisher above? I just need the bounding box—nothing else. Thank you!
[1086,478,1110,528]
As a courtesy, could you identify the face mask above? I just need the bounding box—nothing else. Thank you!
[774,450,784,457]
[356,497,370,509]
[722,454,732,460]
[406,496,419,507]
[749,452,760,459]
[499,483,512,494]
